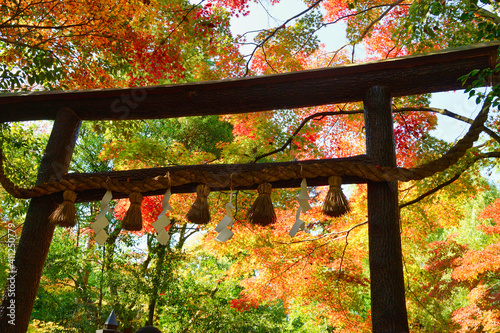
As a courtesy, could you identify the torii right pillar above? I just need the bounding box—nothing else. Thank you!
[364,86,409,332]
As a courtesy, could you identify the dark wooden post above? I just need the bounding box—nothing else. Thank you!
[363,86,409,332]
[0,108,81,332]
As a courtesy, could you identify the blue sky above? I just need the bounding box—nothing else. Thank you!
[228,0,485,143]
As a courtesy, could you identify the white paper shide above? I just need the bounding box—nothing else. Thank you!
[153,188,174,245]
[215,193,235,243]
[289,178,311,237]
[91,190,113,245]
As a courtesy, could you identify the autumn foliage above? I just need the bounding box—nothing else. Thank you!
[1,0,499,331]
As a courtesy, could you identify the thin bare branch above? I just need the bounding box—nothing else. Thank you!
[0,223,23,242]
[243,0,324,76]
[261,46,279,74]
[277,220,368,244]
[398,107,500,144]
[161,0,206,45]
[400,152,500,208]
[337,224,352,278]
[326,43,351,66]
[0,22,94,30]
[359,0,406,41]
[264,240,329,287]
[253,106,500,163]
[294,2,410,60]
[463,0,500,24]
[252,109,360,162]
[399,173,462,208]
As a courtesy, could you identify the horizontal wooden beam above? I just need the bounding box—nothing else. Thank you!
[69,175,364,203]
[46,155,372,203]
[0,42,498,122]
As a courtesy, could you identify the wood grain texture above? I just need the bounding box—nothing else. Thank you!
[364,86,409,332]
[0,109,81,332]
[0,42,498,122]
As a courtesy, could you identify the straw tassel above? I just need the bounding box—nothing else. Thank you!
[123,192,143,231]
[322,176,350,217]
[186,184,211,224]
[248,182,276,226]
[49,190,77,227]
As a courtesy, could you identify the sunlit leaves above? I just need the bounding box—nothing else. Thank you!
[1,0,499,331]
[251,11,322,74]
[0,0,245,91]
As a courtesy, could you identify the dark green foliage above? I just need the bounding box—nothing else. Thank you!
[0,47,64,92]
[165,116,234,159]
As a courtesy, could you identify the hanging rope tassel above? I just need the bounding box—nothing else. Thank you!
[49,190,77,227]
[186,184,211,224]
[123,192,143,231]
[322,176,350,217]
[248,182,276,227]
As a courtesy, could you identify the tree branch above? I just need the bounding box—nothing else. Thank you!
[252,109,351,162]
[359,0,406,41]
[243,0,324,76]
[277,220,368,244]
[398,107,500,144]
[465,0,500,25]
[160,0,205,45]
[399,152,500,208]
[0,22,94,30]
[0,223,23,242]
[263,240,330,288]
[399,173,462,208]
[253,106,500,163]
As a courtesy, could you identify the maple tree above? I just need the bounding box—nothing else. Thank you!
[0,0,499,331]
[198,0,499,327]
[446,198,500,331]
[0,0,243,91]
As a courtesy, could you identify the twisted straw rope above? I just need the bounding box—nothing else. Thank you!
[0,99,490,200]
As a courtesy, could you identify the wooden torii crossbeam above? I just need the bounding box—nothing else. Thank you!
[0,42,498,122]
[0,42,498,332]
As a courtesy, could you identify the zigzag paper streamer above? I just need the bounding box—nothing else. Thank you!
[215,202,235,232]
[153,189,173,245]
[289,207,306,237]
[157,229,170,245]
[95,229,109,245]
[296,178,311,212]
[289,179,310,237]
[215,192,235,243]
[91,190,113,245]
[215,228,234,242]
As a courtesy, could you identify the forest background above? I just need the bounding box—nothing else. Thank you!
[0,0,499,332]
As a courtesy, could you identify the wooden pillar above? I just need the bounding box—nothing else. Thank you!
[363,86,409,332]
[0,108,81,332]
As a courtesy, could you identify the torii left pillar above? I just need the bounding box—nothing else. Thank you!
[364,86,409,332]
[0,109,81,332]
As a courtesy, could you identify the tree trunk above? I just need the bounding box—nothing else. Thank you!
[146,243,166,326]
[364,86,409,332]
[0,109,81,332]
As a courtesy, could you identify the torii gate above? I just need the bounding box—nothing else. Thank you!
[0,42,498,332]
